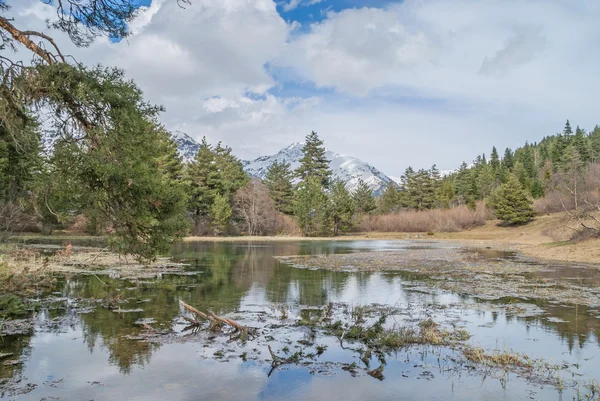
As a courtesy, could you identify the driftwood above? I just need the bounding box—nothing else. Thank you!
[179,300,254,339]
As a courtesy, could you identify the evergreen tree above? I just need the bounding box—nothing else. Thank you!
[502,148,514,170]
[295,131,332,188]
[530,179,544,199]
[213,142,248,197]
[563,119,573,137]
[38,66,189,260]
[210,193,232,236]
[187,137,218,218]
[330,180,355,235]
[294,177,331,237]
[0,119,41,203]
[379,182,400,213]
[186,137,248,232]
[550,134,567,171]
[489,146,500,175]
[412,168,436,210]
[353,179,376,214]
[454,162,475,207]
[399,166,417,209]
[488,174,535,225]
[476,164,496,199]
[573,126,591,163]
[436,180,455,208]
[590,125,600,163]
[264,160,294,214]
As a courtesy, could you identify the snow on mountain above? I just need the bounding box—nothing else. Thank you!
[242,142,394,194]
[172,135,395,194]
[172,131,200,163]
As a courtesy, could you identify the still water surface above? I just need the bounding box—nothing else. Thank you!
[1,240,599,400]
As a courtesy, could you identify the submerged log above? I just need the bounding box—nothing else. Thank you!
[179,300,213,322]
[179,300,254,338]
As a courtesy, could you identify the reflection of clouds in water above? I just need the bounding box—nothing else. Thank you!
[22,332,268,401]
[8,240,600,400]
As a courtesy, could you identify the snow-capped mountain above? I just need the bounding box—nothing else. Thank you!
[172,131,200,163]
[242,142,394,194]
[172,134,395,194]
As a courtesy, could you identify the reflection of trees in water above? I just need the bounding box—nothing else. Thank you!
[481,298,599,351]
[0,334,31,384]
[523,303,599,352]
[79,308,158,374]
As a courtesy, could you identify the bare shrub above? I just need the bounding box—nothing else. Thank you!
[233,179,291,236]
[272,213,301,236]
[0,202,39,239]
[358,203,489,233]
[549,162,600,236]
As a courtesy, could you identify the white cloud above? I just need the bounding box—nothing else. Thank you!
[4,0,600,175]
[282,0,325,12]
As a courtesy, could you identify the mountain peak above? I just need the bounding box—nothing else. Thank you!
[172,134,394,195]
[243,144,393,194]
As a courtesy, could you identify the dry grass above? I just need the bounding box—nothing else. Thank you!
[359,203,489,233]
[463,347,531,368]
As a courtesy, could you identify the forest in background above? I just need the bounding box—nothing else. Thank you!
[1,1,599,262]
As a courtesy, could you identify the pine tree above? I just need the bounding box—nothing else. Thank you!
[187,137,218,218]
[295,131,332,188]
[563,119,573,137]
[294,177,331,237]
[330,180,355,235]
[0,120,41,203]
[573,126,591,163]
[186,137,248,231]
[413,168,436,210]
[436,180,455,209]
[379,182,400,213]
[488,174,535,225]
[476,164,496,199]
[210,193,232,236]
[502,148,514,170]
[264,160,294,214]
[213,142,248,197]
[454,162,474,206]
[590,126,600,163]
[550,134,567,171]
[353,179,376,213]
[490,146,500,175]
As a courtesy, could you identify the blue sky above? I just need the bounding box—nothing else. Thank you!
[19,0,600,175]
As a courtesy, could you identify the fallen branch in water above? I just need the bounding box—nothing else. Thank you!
[179,300,255,339]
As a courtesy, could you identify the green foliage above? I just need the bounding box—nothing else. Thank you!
[0,294,28,318]
[295,131,332,188]
[436,180,455,209]
[294,177,331,237]
[210,193,232,236]
[330,180,355,235]
[353,179,376,214]
[488,174,535,225]
[0,118,41,203]
[489,146,500,175]
[186,137,248,231]
[378,182,400,213]
[590,126,600,163]
[264,160,294,215]
[31,65,189,260]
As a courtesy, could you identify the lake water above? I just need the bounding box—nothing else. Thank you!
[1,240,599,400]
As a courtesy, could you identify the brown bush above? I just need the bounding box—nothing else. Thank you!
[272,213,301,236]
[358,203,489,233]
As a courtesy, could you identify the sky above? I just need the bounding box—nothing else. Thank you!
[6,0,600,176]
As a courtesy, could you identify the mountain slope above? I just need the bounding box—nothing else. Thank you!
[242,142,393,194]
[172,131,200,163]
[173,134,394,194]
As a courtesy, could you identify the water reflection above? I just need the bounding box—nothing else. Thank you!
[0,240,599,400]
